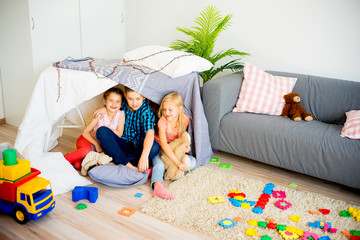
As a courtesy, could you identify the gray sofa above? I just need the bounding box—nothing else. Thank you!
[203,71,360,189]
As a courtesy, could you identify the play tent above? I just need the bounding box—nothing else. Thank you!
[14,58,213,195]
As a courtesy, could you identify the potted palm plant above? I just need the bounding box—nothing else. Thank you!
[170,5,250,84]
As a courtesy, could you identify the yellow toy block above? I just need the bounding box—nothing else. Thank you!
[349,207,360,222]
[0,159,31,181]
[208,195,224,204]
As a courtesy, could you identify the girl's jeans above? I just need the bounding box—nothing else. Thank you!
[151,153,196,188]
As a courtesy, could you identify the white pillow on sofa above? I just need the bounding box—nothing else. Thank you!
[341,110,360,139]
[233,63,297,115]
[123,45,213,78]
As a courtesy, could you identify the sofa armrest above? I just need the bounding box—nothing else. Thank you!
[202,73,243,150]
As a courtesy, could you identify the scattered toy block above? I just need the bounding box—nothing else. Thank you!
[340,210,352,217]
[218,218,237,229]
[272,191,286,198]
[265,218,275,223]
[276,225,287,231]
[289,215,300,222]
[72,186,98,203]
[279,230,299,239]
[134,193,143,198]
[118,207,136,217]
[210,158,220,164]
[247,219,258,226]
[219,163,232,169]
[288,183,298,187]
[233,217,242,222]
[275,199,292,210]
[349,207,360,222]
[245,228,258,236]
[267,222,277,229]
[261,235,272,240]
[241,202,250,209]
[341,231,350,237]
[76,203,87,210]
[319,208,330,215]
[308,210,320,215]
[257,221,267,228]
[208,195,224,204]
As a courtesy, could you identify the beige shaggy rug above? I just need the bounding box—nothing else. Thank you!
[141,167,360,240]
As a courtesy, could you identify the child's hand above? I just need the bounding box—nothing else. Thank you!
[95,144,103,153]
[178,163,189,171]
[93,107,106,118]
[138,156,149,173]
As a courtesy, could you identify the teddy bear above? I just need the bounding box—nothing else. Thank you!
[160,132,191,181]
[81,151,113,176]
[281,92,314,122]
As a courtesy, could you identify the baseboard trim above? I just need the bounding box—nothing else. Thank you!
[0,118,5,125]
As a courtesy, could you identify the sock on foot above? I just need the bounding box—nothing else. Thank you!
[152,183,174,200]
[73,160,82,170]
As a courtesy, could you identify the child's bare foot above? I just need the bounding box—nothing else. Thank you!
[126,162,138,171]
[152,182,174,199]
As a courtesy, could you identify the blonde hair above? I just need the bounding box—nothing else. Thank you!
[158,92,185,135]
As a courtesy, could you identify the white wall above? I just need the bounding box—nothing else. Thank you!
[0,68,5,119]
[0,0,36,126]
[125,0,360,82]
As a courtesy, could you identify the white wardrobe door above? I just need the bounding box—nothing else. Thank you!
[29,0,82,79]
[79,0,125,59]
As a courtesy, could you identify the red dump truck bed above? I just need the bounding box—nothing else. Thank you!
[0,168,41,202]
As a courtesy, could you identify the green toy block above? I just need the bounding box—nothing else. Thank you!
[76,203,87,210]
[210,157,220,163]
[340,210,352,217]
[257,221,267,228]
[219,163,232,170]
[261,235,272,240]
[289,183,298,187]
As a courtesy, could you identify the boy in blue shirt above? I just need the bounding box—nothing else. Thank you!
[95,87,160,172]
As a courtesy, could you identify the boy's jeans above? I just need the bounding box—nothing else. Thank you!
[96,126,160,166]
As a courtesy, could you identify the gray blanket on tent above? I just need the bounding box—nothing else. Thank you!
[54,58,213,169]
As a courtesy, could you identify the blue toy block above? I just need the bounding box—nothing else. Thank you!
[72,186,98,203]
[134,193,143,198]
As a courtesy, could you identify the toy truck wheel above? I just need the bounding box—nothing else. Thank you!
[13,206,29,224]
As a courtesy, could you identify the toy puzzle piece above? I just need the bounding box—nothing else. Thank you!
[72,186,98,203]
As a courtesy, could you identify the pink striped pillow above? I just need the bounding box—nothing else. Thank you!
[341,110,360,139]
[233,63,297,115]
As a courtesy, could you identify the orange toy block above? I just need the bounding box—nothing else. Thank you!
[308,210,320,215]
[118,207,136,217]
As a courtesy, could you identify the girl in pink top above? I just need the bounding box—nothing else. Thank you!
[152,92,196,199]
[65,87,125,170]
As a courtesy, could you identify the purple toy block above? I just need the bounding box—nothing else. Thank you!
[72,186,98,203]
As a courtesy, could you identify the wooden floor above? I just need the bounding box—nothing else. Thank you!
[0,124,359,240]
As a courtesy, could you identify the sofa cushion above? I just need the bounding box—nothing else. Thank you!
[268,71,360,125]
[218,112,360,188]
[233,63,297,115]
[341,110,360,139]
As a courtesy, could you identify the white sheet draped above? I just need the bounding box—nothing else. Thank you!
[15,66,117,195]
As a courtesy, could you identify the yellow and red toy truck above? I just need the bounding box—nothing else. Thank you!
[0,148,55,224]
